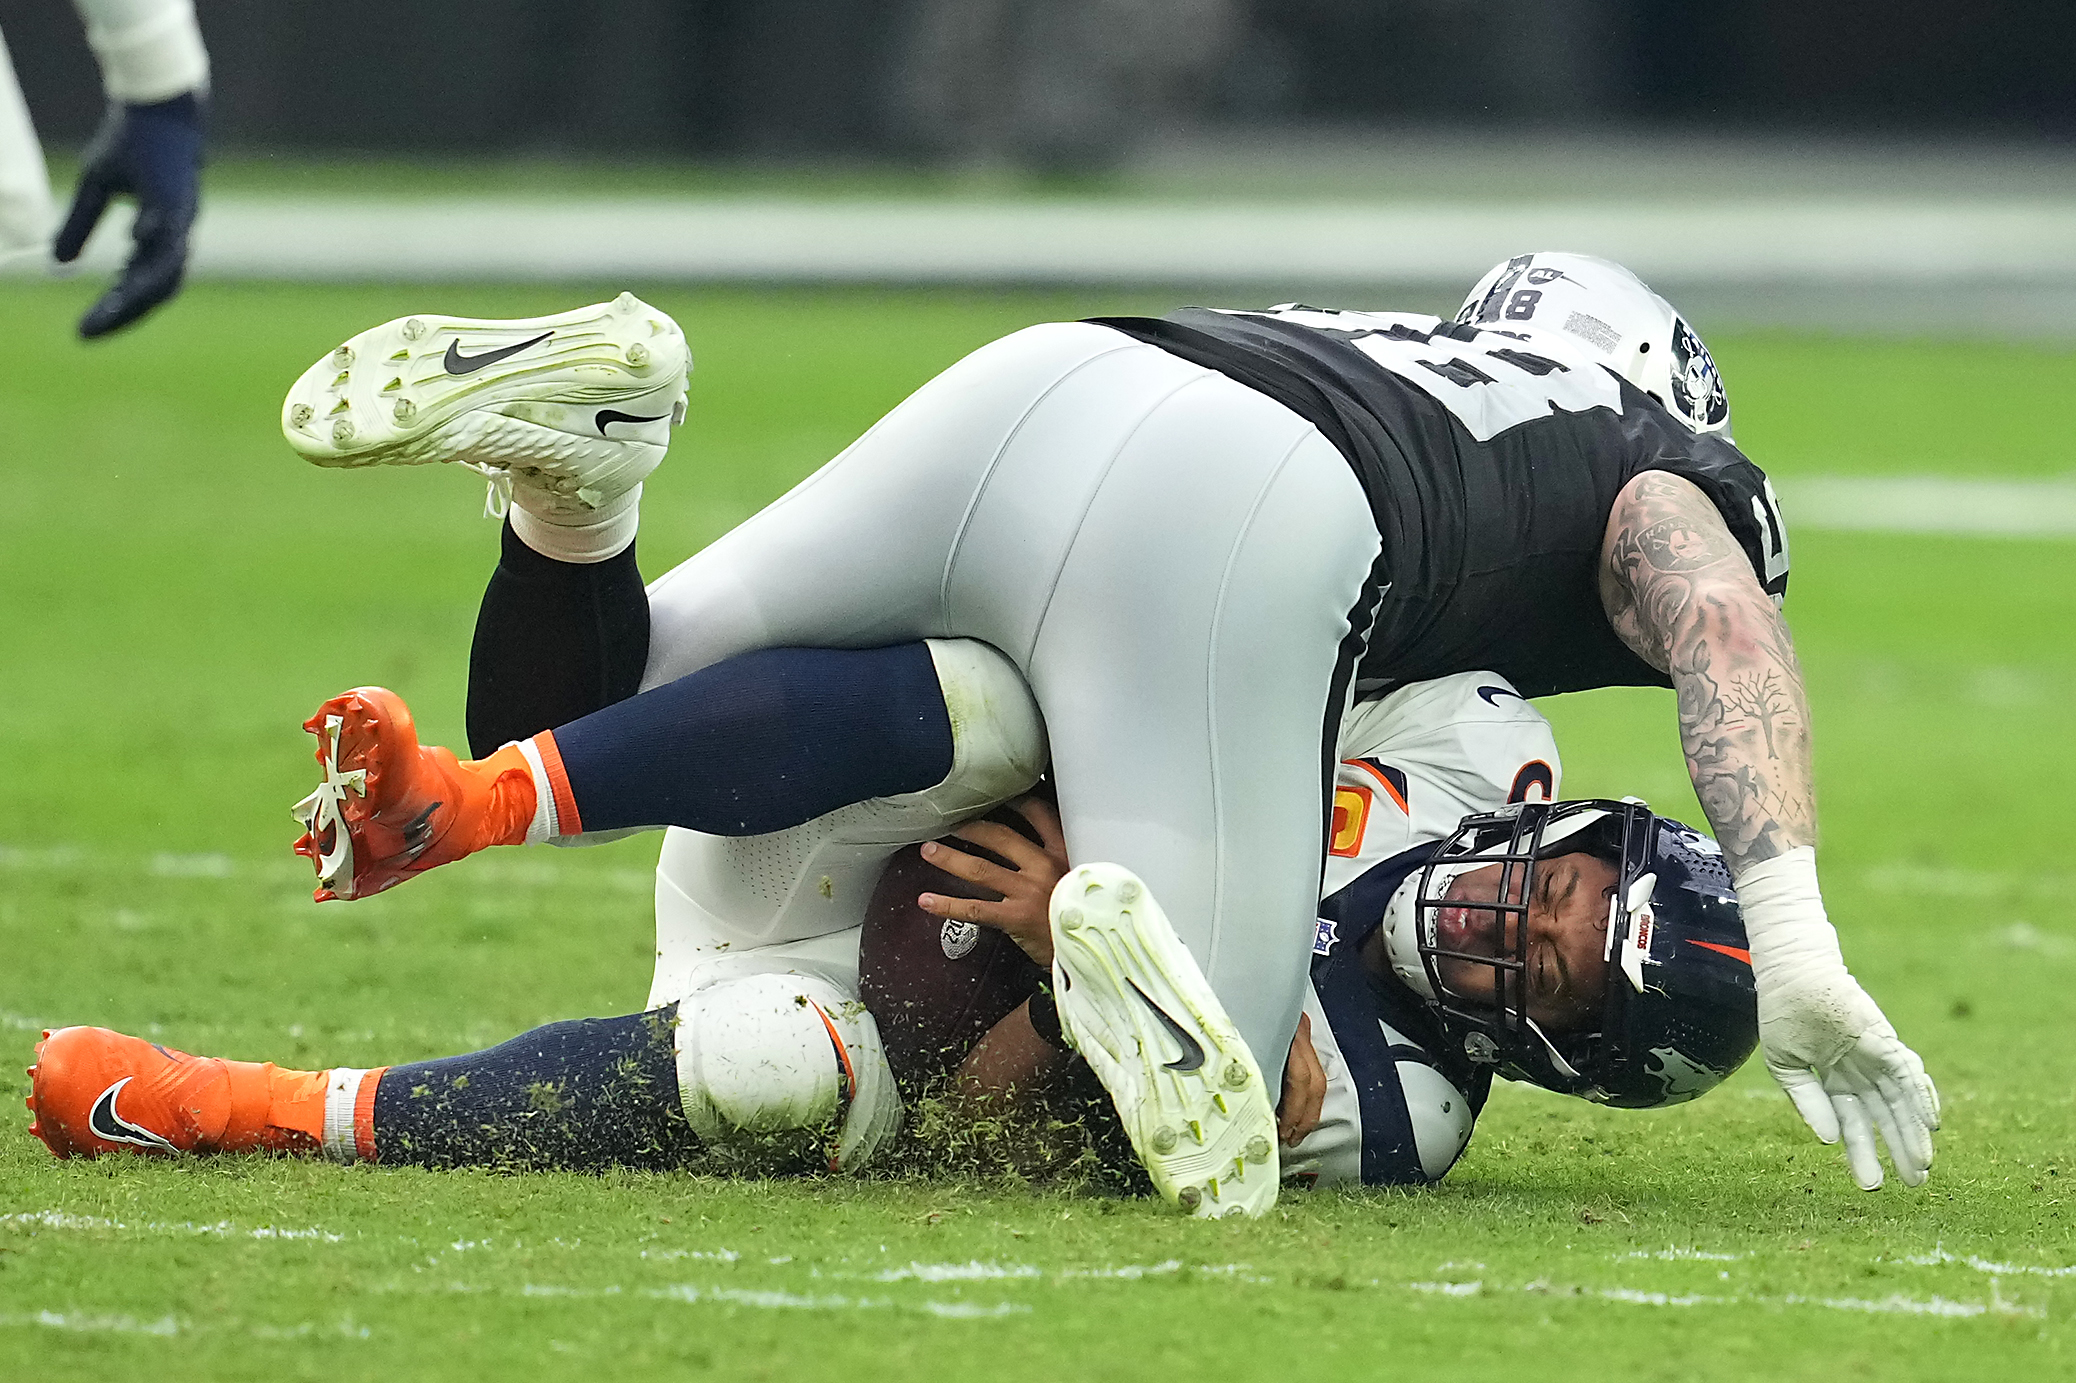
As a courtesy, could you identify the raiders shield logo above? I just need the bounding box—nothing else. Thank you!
[940,918,980,960]
[1668,317,1729,428]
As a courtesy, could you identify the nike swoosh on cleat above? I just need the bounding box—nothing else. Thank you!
[400,801,441,862]
[595,409,666,435]
[442,331,553,376]
[1127,979,1205,1072]
[1476,685,1526,706]
[87,1078,178,1153]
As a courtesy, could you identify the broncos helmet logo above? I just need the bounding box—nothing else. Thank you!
[1644,1045,1723,1104]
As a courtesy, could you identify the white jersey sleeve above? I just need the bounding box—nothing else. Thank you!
[1287,671,1561,1189]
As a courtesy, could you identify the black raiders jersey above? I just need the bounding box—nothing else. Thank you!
[1090,307,1792,700]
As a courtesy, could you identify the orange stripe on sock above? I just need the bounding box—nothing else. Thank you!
[353,1066,388,1164]
[808,1003,857,1174]
[531,731,583,837]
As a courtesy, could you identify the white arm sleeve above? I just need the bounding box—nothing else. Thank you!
[73,0,208,103]
[0,29,55,260]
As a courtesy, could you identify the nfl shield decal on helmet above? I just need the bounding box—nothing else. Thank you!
[940,918,980,960]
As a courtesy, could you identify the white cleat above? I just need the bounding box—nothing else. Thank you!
[1049,864,1279,1219]
[281,292,691,515]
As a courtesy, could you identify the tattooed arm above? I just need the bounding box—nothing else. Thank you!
[1598,470,1812,871]
[1601,470,1939,1191]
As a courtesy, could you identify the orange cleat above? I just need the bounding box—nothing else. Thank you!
[291,686,538,901]
[25,1027,330,1159]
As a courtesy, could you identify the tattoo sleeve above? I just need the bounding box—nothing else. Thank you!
[1599,472,1814,872]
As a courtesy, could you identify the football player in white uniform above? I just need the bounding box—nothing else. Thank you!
[23,664,1757,1198]
[870,670,1758,1189]
[1,0,208,336]
[26,256,1932,1213]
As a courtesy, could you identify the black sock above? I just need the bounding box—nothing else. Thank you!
[466,519,651,759]
[553,642,955,836]
[372,1007,698,1171]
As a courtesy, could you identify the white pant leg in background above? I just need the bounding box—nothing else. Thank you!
[0,29,53,262]
[72,0,209,103]
[642,321,1380,1071]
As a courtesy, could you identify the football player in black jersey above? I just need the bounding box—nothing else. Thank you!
[253,255,1932,1211]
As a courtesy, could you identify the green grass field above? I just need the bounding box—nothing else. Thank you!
[2,279,2073,1380]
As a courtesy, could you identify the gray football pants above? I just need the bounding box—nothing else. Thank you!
[642,322,1381,1074]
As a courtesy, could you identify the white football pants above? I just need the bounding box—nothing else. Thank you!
[0,29,53,262]
[642,322,1381,1074]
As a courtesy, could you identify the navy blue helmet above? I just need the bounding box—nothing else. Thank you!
[1410,799,1759,1108]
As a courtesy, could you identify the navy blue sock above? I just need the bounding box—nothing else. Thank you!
[466,519,650,759]
[372,1007,697,1171]
[553,642,954,836]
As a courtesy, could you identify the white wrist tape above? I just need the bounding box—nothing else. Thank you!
[1733,845,1845,986]
[79,0,210,104]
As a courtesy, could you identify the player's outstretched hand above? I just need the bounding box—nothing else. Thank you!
[1760,969,1941,1191]
[53,92,205,340]
[917,797,1069,966]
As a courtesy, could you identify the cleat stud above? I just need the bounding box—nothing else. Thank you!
[626,342,651,368]
[288,403,313,427]
[1212,1094,1228,1114]
[614,291,638,312]
[388,349,409,361]
[1245,1135,1272,1163]
[1057,907,1083,931]
[331,345,354,367]
[393,398,416,424]
[381,377,401,393]
[1150,1125,1178,1154]
[1189,1119,1204,1143]
[1222,1060,1251,1091]
[332,418,355,445]
[401,318,427,341]
[330,372,349,390]
[1177,1186,1202,1212]
[1118,880,1141,904]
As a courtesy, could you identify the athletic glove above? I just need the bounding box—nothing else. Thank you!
[1737,846,1940,1190]
[53,90,204,340]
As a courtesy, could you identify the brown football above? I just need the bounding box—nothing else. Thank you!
[858,820,1048,1101]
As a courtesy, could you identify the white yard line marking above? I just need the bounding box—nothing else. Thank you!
[1781,476,2076,537]
[0,1311,371,1339]
[868,1261,1046,1283]
[1402,1279,2040,1319]
[1902,1247,2076,1278]
[0,1311,182,1335]
[0,1211,345,1243]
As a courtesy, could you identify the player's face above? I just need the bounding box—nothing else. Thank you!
[1430,853,1617,1031]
